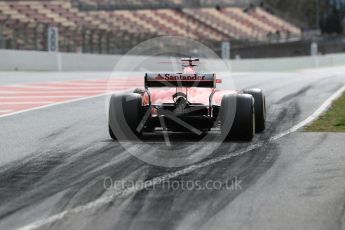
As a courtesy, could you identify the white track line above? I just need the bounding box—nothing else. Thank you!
[0,109,13,113]
[271,85,345,140]
[0,96,89,99]
[0,88,134,118]
[0,102,56,105]
[14,86,345,230]
[0,90,114,94]
[9,85,134,89]
[0,93,111,119]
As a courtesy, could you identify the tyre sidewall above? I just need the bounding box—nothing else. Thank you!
[109,93,143,140]
[243,88,266,133]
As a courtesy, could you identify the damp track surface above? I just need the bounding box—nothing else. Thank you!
[0,71,345,230]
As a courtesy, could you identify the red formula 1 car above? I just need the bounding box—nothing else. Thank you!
[108,58,266,141]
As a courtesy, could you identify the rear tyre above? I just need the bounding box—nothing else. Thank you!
[221,94,255,141]
[109,125,116,140]
[243,89,266,133]
[133,88,145,96]
[108,93,143,140]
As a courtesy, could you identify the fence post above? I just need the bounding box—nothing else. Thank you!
[98,31,102,54]
[81,27,85,53]
[89,30,93,53]
[12,27,17,49]
[23,23,29,50]
[0,23,3,49]
[106,31,111,54]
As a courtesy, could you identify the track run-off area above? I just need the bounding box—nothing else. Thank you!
[0,77,143,117]
[0,67,345,230]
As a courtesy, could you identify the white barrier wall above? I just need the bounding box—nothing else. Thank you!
[1,49,345,72]
[231,54,345,72]
[0,49,120,71]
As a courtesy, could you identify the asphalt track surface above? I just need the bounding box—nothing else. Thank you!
[0,67,345,230]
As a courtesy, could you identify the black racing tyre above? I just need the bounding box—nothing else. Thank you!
[221,94,255,141]
[108,93,143,140]
[143,125,155,132]
[243,89,266,133]
[133,88,145,96]
[109,125,116,140]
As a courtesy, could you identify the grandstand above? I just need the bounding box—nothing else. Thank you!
[0,0,301,54]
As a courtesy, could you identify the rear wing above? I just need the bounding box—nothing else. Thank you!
[145,73,216,88]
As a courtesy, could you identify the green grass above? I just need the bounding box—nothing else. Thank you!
[305,92,345,132]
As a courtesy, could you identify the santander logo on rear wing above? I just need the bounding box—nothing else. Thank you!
[145,73,219,88]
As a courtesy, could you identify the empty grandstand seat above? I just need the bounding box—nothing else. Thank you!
[0,1,301,53]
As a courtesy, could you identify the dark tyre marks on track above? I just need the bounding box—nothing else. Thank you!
[96,107,293,230]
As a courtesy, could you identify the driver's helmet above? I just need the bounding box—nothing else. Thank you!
[183,66,196,74]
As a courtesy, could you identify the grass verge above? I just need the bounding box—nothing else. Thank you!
[305,91,345,132]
